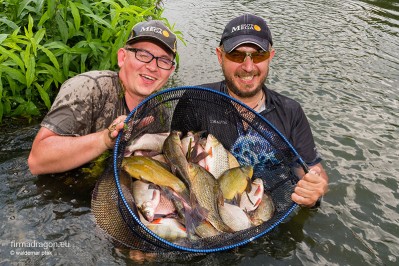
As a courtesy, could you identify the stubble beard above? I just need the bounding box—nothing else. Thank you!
[222,65,268,98]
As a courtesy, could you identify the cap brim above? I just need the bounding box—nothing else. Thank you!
[222,36,270,53]
[127,35,176,56]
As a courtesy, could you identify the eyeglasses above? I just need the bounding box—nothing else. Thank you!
[224,50,271,64]
[125,47,175,70]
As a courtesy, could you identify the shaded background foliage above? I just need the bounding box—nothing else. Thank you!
[0,0,181,124]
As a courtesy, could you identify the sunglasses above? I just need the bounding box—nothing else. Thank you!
[224,50,271,63]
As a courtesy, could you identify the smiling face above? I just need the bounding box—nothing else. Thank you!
[117,41,175,109]
[217,44,275,100]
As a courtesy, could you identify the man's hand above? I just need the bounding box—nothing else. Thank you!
[103,115,127,149]
[291,165,328,208]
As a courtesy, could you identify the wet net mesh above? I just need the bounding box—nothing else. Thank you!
[92,86,307,253]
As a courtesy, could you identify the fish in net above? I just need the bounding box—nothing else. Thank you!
[91,86,307,254]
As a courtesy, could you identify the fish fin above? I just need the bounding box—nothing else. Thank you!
[208,147,213,157]
[184,196,206,240]
[226,198,237,206]
[232,195,240,206]
[151,218,163,224]
[153,214,163,220]
[162,212,179,219]
[216,187,225,207]
[189,192,209,220]
[186,138,193,160]
[254,183,262,196]
[254,198,262,208]
[190,151,208,163]
[178,223,187,232]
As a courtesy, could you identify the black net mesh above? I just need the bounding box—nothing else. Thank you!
[92,86,306,253]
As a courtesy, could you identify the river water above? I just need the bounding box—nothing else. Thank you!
[1,0,398,265]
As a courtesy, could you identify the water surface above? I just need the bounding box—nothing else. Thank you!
[1,0,398,265]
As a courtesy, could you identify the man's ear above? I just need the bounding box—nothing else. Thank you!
[269,48,276,60]
[117,48,127,68]
[216,47,223,65]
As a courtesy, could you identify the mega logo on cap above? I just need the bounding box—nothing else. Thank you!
[140,26,170,38]
[231,24,262,33]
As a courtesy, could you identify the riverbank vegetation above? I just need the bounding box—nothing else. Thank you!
[0,0,182,124]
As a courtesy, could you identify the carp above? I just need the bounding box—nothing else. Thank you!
[122,156,188,195]
[187,163,233,233]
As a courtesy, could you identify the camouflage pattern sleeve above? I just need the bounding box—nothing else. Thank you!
[41,70,126,136]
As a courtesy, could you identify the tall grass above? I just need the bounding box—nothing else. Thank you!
[0,0,182,123]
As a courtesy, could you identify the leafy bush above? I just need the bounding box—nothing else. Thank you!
[0,0,182,123]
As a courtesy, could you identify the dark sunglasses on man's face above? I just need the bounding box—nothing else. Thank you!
[224,50,271,64]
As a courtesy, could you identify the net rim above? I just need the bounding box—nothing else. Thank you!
[112,86,302,253]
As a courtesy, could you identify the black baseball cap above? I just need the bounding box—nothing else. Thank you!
[220,14,273,53]
[126,20,177,56]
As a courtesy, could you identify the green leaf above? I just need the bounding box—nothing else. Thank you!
[34,82,51,109]
[44,41,70,52]
[38,10,51,27]
[25,101,40,116]
[34,28,46,45]
[12,96,26,104]
[0,65,26,84]
[25,54,36,88]
[46,0,56,18]
[0,72,2,97]
[117,0,130,8]
[101,0,122,10]
[62,53,71,79]
[17,0,35,18]
[12,101,40,117]
[6,76,18,96]
[37,63,63,83]
[84,14,112,29]
[55,13,69,43]
[74,2,92,14]
[69,2,81,31]
[0,18,18,31]
[38,44,60,69]
[0,101,3,123]
[80,53,88,73]
[21,43,31,69]
[23,15,34,39]
[3,99,11,115]
[0,46,25,71]
[0,34,8,45]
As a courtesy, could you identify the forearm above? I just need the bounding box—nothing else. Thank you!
[28,131,109,175]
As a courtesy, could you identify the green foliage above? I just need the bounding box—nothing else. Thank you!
[0,0,181,123]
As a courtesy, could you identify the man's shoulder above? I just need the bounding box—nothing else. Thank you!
[77,70,117,78]
[61,70,119,95]
[74,70,118,84]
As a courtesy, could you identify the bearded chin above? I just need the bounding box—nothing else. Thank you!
[222,65,267,98]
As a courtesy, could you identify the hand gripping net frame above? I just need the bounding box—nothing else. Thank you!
[109,86,307,253]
